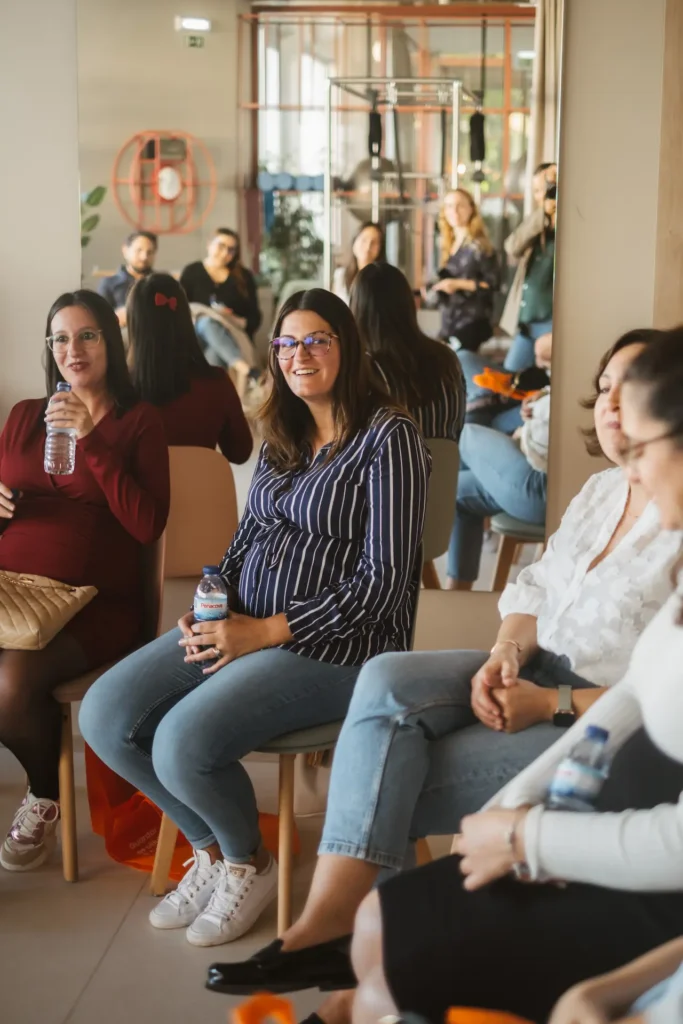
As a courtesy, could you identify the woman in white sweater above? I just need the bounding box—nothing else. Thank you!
[339,326,683,1024]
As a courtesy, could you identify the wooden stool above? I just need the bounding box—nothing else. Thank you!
[490,513,546,591]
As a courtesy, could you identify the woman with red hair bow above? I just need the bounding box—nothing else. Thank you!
[126,272,253,465]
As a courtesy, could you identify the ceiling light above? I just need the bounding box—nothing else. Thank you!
[517,50,535,60]
[175,16,212,32]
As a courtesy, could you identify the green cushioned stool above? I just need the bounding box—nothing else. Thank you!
[490,513,546,591]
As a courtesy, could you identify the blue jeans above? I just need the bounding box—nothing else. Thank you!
[195,316,244,369]
[319,649,596,870]
[504,318,553,373]
[447,424,547,581]
[79,630,360,861]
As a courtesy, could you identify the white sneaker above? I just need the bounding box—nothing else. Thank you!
[149,849,224,930]
[186,854,277,947]
[0,791,60,872]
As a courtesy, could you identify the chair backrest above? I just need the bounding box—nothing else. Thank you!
[165,447,240,579]
[141,532,167,643]
[423,438,460,562]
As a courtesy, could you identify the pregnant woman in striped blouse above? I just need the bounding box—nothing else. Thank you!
[80,288,430,948]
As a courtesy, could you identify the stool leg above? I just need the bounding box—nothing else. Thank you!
[150,814,179,896]
[492,536,518,591]
[421,561,441,589]
[58,703,78,883]
[277,753,296,935]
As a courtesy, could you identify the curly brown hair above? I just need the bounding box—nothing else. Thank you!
[260,288,394,472]
[580,328,663,457]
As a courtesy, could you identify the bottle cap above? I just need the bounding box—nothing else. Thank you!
[585,725,609,742]
[56,382,72,392]
[202,565,221,576]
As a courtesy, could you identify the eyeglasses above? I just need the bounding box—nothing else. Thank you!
[619,427,683,465]
[272,331,337,361]
[46,328,103,352]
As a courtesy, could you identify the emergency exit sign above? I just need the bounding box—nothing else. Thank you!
[186,35,205,48]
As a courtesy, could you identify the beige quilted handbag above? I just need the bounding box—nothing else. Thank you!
[0,571,98,651]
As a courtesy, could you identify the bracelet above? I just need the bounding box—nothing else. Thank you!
[505,815,531,882]
[491,638,522,655]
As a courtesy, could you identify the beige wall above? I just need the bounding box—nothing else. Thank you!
[546,0,667,530]
[77,0,249,287]
[0,0,81,419]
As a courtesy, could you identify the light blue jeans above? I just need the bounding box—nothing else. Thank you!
[79,629,360,861]
[447,423,547,581]
[195,315,244,369]
[319,649,596,870]
[504,318,553,373]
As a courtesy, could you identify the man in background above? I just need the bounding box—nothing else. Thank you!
[98,230,158,326]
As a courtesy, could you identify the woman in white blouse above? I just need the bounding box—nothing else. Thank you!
[205,329,682,1010]
[332,324,683,1024]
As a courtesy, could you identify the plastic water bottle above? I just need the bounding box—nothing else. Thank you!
[193,566,229,622]
[546,725,610,812]
[44,382,77,475]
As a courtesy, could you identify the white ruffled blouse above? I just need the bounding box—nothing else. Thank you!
[498,468,682,687]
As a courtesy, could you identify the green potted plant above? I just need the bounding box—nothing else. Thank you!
[259,195,324,298]
[81,185,107,248]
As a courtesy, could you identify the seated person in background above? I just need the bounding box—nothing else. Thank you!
[551,937,683,1024]
[350,261,466,441]
[423,188,499,399]
[80,288,430,949]
[332,221,385,305]
[446,383,549,590]
[0,290,169,873]
[498,162,557,372]
[207,328,680,1020]
[127,272,252,464]
[180,228,261,390]
[97,230,158,328]
[465,330,553,434]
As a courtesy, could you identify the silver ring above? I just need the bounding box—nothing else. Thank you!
[211,646,221,658]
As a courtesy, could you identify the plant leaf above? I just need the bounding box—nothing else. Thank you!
[85,185,107,207]
[81,235,91,248]
[81,213,100,232]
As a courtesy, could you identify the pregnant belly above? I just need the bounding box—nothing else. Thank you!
[0,497,140,596]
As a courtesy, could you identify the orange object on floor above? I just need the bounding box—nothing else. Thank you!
[233,994,297,1024]
[85,747,297,881]
[472,367,542,403]
[447,1010,533,1024]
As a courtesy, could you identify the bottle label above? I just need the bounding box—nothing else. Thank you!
[548,759,604,803]
[194,595,228,621]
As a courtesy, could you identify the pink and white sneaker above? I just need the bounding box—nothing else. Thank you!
[0,791,60,872]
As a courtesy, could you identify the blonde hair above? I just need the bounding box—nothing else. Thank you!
[438,188,494,264]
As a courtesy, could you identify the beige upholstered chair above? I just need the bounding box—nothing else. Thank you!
[422,438,460,589]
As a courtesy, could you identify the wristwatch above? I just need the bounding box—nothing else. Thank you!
[553,684,575,728]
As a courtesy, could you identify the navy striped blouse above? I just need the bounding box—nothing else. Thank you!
[219,409,431,667]
[372,356,465,442]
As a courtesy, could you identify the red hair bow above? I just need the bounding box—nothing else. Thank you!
[154,292,177,311]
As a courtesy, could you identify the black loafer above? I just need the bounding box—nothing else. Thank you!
[206,936,355,995]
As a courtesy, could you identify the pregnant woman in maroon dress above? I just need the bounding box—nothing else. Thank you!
[0,290,169,873]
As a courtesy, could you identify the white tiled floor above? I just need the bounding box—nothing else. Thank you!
[0,447,530,1023]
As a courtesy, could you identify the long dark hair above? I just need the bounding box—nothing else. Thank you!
[127,272,213,406]
[45,290,136,414]
[344,221,386,294]
[213,227,249,297]
[623,326,683,443]
[623,327,683,614]
[351,262,465,412]
[581,328,662,456]
[260,288,393,472]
